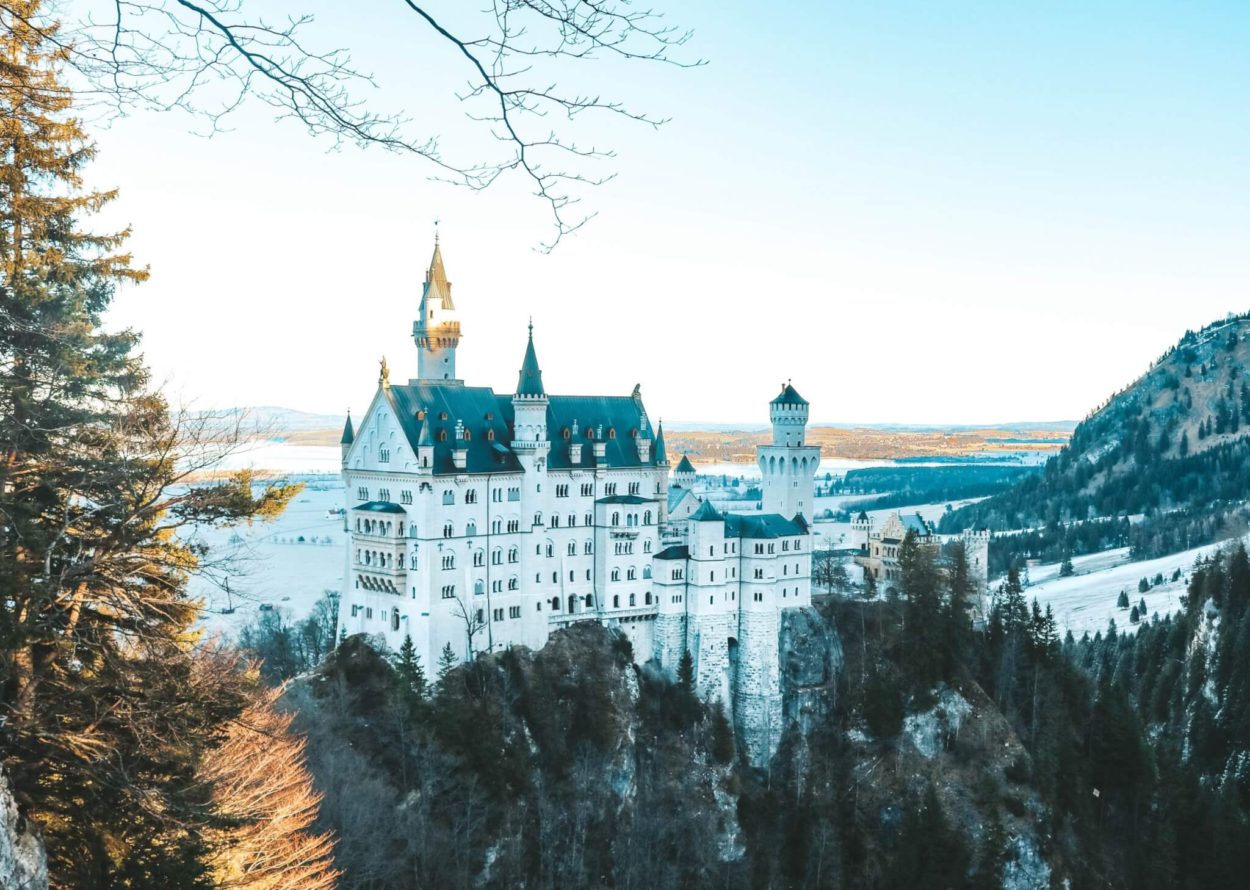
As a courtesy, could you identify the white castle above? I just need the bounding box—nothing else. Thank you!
[337,239,817,763]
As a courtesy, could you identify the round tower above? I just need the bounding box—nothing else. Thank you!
[413,235,462,382]
[756,382,820,519]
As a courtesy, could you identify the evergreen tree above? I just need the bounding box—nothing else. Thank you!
[1118,590,1131,609]
[1060,553,1075,577]
[394,633,429,702]
[435,641,459,693]
[0,5,299,882]
[710,700,734,764]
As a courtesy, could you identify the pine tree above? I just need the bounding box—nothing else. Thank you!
[678,648,696,693]
[1130,605,1141,624]
[0,6,299,883]
[1118,590,1131,609]
[395,633,429,702]
[435,641,459,693]
[710,700,734,764]
[1060,554,1075,577]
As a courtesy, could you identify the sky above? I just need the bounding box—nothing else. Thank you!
[85,0,1250,425]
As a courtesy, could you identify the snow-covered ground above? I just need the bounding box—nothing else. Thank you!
[1021,537,1248,638]
[186,480,346,637]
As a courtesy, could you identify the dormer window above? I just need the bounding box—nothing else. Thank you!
[438,430,448,442]
[586,427,595,440]
[416,409,426,421]
[462,429,472,441]
[562,427,571,440]
[440,411,449,421]
[485,412,494,421]
[608,428,616,439]
[486,429,495,442]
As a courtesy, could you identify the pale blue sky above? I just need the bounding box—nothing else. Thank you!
[90,0,1250,424]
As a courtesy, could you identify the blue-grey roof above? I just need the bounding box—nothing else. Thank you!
[655,544,690,561]
[381,383,659,476]
[902,514,932,535]
[516,328,545,397]
[667,487,696,511]
[654,422,668,465]
[340,413,354,445]
[596,494,654,505]
[771,383,808,406]
[353,500,406,514]
[724,513,807,539]
[674,455,696,475]
[690,500,722,522]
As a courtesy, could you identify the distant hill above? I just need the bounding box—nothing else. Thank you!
[941,312,1250,556]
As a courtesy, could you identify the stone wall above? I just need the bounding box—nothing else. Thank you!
[735,609,782,765]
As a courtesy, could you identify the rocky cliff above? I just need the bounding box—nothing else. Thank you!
[0,767,47,890]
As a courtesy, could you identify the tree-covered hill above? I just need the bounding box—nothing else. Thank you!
[941,313,1250,558]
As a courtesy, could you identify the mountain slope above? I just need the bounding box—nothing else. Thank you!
[941,312,1250,549]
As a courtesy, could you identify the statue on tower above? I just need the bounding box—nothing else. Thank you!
[379,355,390,388]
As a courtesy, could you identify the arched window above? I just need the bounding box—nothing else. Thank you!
[442,490,454,505]
[465,521,477,536]
[438,429,448,442]
[508,576,519,591]
[608,428,616,439]
[645,592,652,605]
[473,550,484,567]
[627,567,637,580]
[613,595,620,608]
[643,565,652,579]
[474,579,484,595]
[643,510,652,525]
[568,595,577,613]
[611,568,620,581]
[584,594,593,608]
[629,593,636,607]
[644,540,652,554]
[552,597,561,611]
[568,541,577,555]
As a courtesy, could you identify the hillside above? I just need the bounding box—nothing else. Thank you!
[941,313,1250,556]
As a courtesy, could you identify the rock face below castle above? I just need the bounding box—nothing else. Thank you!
[0,768,48,890]
[337,240,820,764]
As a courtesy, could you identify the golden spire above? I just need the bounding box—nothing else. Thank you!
[425,233,453,310]
[379,355,390,388]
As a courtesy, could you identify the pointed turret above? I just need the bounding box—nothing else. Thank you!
[516,321,546,397]
[690,499,722,522]
[425,237,454,310]
[340,411,354,463]
[416,418,434,471]
[654,421,669,466]
[413,233,462,382]
[512,321,549,457]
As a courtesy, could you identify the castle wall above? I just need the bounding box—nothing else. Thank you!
[735,608,783,764]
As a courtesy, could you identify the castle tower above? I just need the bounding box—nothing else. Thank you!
[673,454,696,489]
[412,235,462,382]
[851,510,873,552]
[685,501,734,706]
[512,322,550,467]
[757,382,820,519]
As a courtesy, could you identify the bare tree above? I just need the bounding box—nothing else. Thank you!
[450,588,488,658]
[5,0,702,248]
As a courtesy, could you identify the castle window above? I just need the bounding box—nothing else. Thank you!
[379,447,390,463]
[474,579,484,595]
[441,585,455,599]
[509,606,521,619]
[611,568,620,582]
[465,521,477,536]
[556,484,569,498]
[643,566,652,578]
[605,483,617,496]
[552,597,561,611]
[416,410,426,421]
[474,550,485,567]
[613,595,620,608]
[585,595,594,608]
[584,512,593,526]
[643,510,652,525]
[440,411,449,421]
[562,427,571,440]
[568,541,577,556]
[628,593,636,607]
[629,482,640,495]
[627,567,637,580]
[551,515,560,528]
[754,568,764,579]
[466,489,478,504]
[357,486,369,500]
[442,490,454,505]
[463,429,472,441]
[508,547,518,563]
[401,490,413,504]
[645,592,652,605]
[492,548,502,565]
[534,512,543,526]
[443,522,453,538]
[608,428,616,439]
[442,554,456,570]
[644,540,652,554]
[486,428,495,441]
[438,430,448,442]
[508,577,519,591]
[584,541,593,554]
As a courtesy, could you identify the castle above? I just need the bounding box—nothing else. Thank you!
[852,510,990,611]
[337,239,817,763]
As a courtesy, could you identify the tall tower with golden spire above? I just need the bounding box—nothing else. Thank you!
[413,231,462,382]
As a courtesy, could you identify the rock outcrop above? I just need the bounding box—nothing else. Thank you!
[0,767,47,890]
